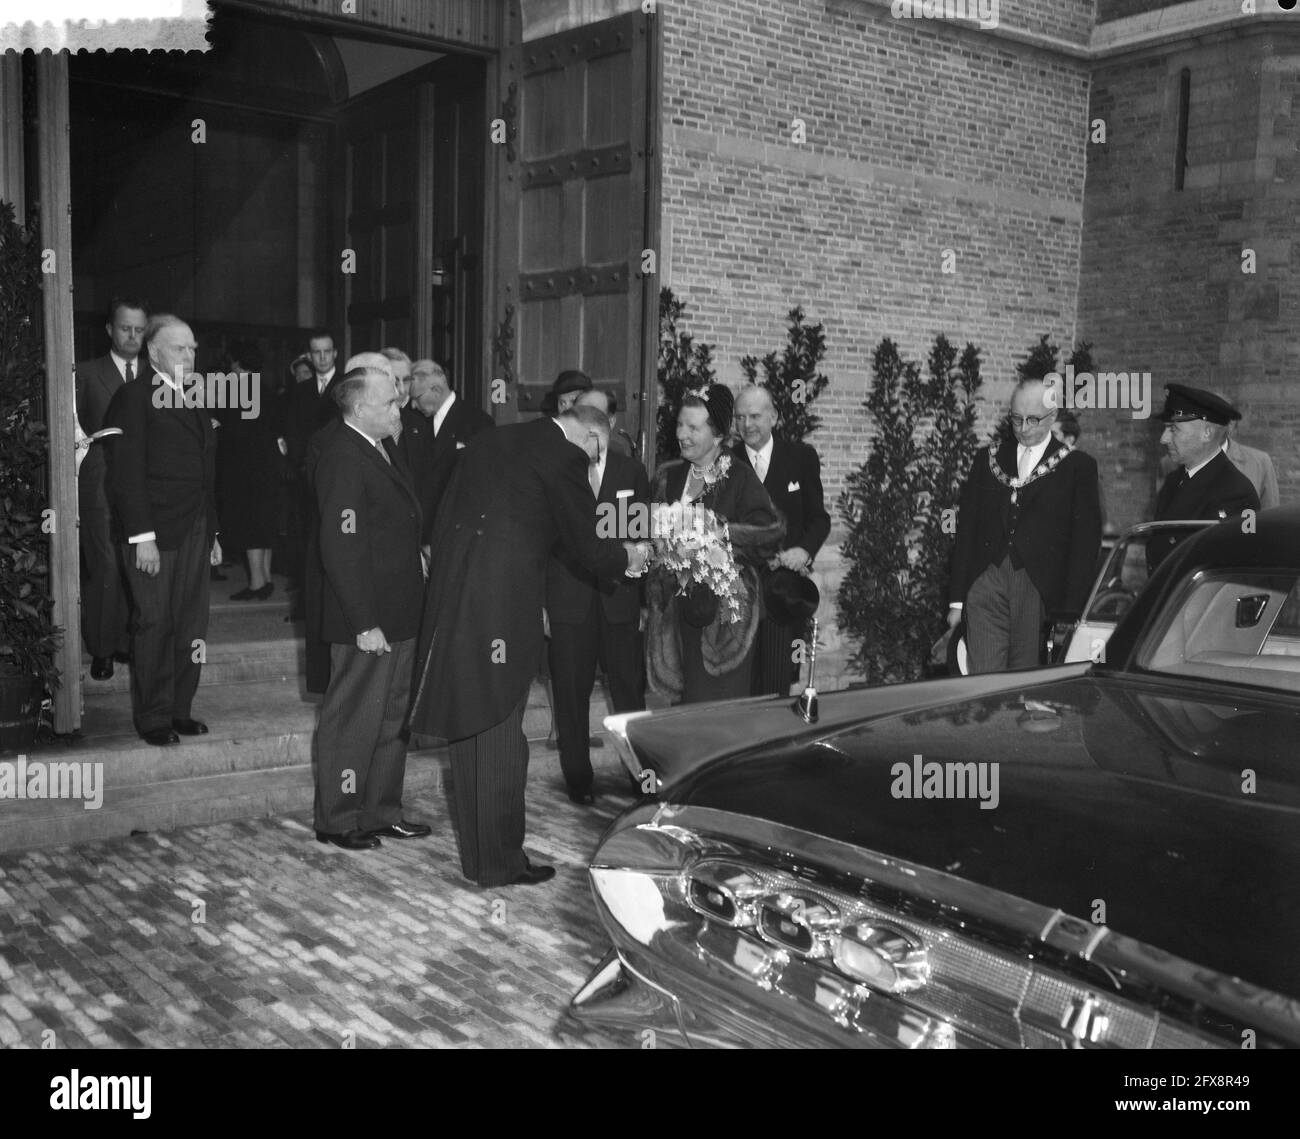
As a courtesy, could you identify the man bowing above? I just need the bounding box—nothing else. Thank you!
[409,404,648,887]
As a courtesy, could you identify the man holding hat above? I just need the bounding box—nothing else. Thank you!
[1148,384,1260,568]
[733,384,831,695]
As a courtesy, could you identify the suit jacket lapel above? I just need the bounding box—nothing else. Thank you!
[1014,437,1066,505]
[995,438,1018,482]
[662,461,690,503]
[765,439,787,493]
[348,422,409,497]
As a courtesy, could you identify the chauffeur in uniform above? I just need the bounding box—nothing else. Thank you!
[1148,385,1261,570]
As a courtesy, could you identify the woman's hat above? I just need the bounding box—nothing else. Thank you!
[687,383,734,438]
[764,567,820,624]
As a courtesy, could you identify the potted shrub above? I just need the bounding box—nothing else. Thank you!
[0,199,61,752]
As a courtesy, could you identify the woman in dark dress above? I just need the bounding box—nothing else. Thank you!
[215,340,282,599]
[646,385,784,704]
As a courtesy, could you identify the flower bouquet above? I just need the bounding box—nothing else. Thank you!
[650,501,745,625]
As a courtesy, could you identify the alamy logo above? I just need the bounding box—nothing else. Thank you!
[151,368,262,420]
[891,0,999,31]
[0,755,104,810]
[49,1070,151,1120]
[891,753,1000,810]
[1043,366,1152,419]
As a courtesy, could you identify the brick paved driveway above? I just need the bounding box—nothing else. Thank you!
[0,748,642,1049]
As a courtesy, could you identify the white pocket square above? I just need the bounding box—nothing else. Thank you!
[616,488,634,499]
[787,480,800,492]
[455,441,466,450]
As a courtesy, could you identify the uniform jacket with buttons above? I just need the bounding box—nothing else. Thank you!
[1147,450,1260,570]
[102,362,219,550]
[410,416,629,742]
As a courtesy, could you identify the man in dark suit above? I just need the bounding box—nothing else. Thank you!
[310,362,431,851]
[948,377,1102,673]
[411,359,494,526]
[76,296,149,681]
[284,331,341,597]
[103,314,221,745]
[409,405,649,887]
[733,385,832,695]
[385,349,436,543]
[549,395,650,804]
[1148,385,1261,569]
[303,352,406,696]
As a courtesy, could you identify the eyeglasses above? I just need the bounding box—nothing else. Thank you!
[1009,411,1056,429]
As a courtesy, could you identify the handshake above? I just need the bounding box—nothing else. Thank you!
[622,541,654,578]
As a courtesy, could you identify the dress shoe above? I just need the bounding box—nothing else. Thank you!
[171,718,208,735]
[210,566,227,581]
[230,587,255,601]
[366,819,431,840]
[141,727,180,746]
[509,859,556,886]
[250,582,274,601]
[90,656,114,681]
[567,789,596,805]
[316,829,381,850]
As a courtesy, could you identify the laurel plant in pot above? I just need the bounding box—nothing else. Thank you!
[0,199,61,752]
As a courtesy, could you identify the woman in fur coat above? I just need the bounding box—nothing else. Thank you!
[646,384,785,703]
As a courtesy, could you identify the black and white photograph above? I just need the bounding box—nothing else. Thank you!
[0,0,1296,1104]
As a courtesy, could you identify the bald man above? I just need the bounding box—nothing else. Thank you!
[103,314,221,745]
[311,363,429,850]
[733,385,831,695]
[303,352,403,694]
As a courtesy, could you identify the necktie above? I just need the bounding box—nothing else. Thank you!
[1017,446,1035,481]
[124,361,134,383]
[589,463,601,497]
[753,450,767,483]
[376,440,391,465]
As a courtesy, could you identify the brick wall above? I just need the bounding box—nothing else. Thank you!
[661,0,1092,510]
[1077,30,1300,528]
[656,0,1093,684]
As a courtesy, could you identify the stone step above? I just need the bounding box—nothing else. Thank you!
[0,758,446,854]
[4,677,613,853]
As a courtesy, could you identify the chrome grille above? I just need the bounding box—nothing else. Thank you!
[673,848,1235,1048]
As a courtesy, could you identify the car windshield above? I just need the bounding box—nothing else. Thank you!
[1084,525,1208,624]
[1138,569,1300,694]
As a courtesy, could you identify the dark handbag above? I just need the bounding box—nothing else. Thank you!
[680,583,719,628]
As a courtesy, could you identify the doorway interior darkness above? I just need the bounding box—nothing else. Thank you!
[68,3,485,400]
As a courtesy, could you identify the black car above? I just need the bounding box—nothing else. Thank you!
[572,507,1300,1048]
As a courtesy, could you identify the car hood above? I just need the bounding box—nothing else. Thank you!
[664,672,1300,1002]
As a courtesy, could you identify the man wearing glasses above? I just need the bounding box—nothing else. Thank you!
[948,377,1102,673]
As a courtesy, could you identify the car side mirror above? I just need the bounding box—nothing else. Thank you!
[1236,594,1270,628]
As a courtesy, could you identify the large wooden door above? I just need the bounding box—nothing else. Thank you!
[488,8,660,455]
[342,84,430,356]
